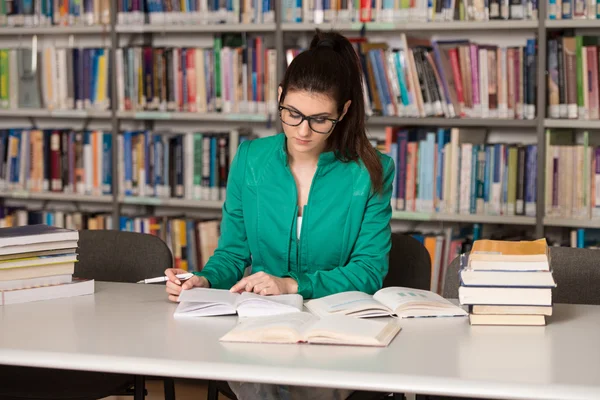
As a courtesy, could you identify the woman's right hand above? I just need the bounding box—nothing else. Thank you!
[165,268,209,302]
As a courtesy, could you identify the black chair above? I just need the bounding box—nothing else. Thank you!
[208,232,433,400]
[0,230,176,400]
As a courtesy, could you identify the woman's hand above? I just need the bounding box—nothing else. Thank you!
[164,268,209,302]
[230,272,298,296]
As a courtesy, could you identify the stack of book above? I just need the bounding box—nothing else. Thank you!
[0,225,94,306]
[458,238,556,326]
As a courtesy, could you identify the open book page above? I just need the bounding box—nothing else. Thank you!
[304,291,392,318]
[235,292,304,317]
[304,315,402,347]
[174,288,238,317]
[220,312,317,344]
[373,287,468,318]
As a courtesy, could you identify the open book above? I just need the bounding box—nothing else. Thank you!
[220,312,401,347]
[174,288,304,318]
[306,287,467,319]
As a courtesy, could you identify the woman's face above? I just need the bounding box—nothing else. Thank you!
[279,89,350,157]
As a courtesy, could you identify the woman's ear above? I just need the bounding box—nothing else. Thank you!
[339,100,351,120]
[278,86,283,104]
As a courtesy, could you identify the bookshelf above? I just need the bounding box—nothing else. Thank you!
[3,0,600,242]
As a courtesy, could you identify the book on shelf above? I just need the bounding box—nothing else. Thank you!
[0,129,112,196]
[305,287,467,319]
[568,228,600,248]
[118,129,251,201]
[120,216,220,272]
[280,0,537,23]
[174,287,304,318]
[116,36,277,115]
[0,47,110,112]
[0,208,113,231]
[545,130,600,221]
[287,35,537,120]
[219,312,402,347]
[0,0,110,27]
[0,211,219,272]
[379,126,537,218]
[548,0,598,20]
[458,238,556,326]
[118,0,275,25]
[0,224,92,306]
[546,33,600,121]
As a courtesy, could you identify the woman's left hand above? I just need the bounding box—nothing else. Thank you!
[230,272,298,295]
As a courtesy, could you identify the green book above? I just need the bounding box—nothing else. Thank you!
[0,49,8,109]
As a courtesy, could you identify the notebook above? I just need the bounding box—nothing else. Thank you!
[305,286,468,319]
[220,312,401,347]
[174,288,304,318]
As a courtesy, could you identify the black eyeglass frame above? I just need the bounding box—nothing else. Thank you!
[278,105,340,134]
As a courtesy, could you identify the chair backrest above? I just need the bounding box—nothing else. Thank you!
[443,246,600,305]
[384,233,431,290]
[74,230,173,283]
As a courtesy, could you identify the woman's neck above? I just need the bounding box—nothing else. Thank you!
[286,143,322,167]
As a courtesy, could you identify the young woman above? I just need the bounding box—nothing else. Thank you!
[164,29,395,399]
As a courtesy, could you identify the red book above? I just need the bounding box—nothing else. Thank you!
[187,49,197,113]
[359,0,372,22]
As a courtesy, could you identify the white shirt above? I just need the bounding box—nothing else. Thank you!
[297,217,303,239]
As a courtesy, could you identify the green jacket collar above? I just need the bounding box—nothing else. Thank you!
[276,133,338,168]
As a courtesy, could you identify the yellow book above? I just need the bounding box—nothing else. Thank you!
[96,52,107,105]
[468,238,550,271]
[179,220,188,271]
[0,50,8,108]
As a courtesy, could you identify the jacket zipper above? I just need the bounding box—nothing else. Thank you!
[298,168,319,273]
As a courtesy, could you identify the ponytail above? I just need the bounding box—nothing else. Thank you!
[280,30,384,194]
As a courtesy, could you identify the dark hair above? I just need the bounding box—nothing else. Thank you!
[279,30,384,194]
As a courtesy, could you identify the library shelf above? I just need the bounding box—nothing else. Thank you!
[282,20,538,32]
[544,119,600,129]
[0,25,110,35]
[0,109,111,119]
[116,23,276,33]
[392,211,536,225]
[543,218,600,229]
[0,192,113,203]
[545,20,600,29]
[368,116,538,128]
[119,196,224,209]
[116,111,271,122]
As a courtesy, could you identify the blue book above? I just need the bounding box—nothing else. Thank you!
[525,145,537,217]
[435,129,451,211]
[123,131,133,196]
[470,144,479,214]
[103,133,112,195]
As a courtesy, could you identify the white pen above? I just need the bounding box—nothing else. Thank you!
[137,273,194,284]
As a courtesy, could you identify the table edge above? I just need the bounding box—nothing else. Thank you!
[1,348,598,400]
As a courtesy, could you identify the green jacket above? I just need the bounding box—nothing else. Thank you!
[194,133,395,299]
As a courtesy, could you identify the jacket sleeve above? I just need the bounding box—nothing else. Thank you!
[286,157,395,299]
[193,140,252,289]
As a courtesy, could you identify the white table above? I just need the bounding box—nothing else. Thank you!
[1,282,599,400]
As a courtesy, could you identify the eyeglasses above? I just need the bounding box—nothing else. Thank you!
[278,105,339,134]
